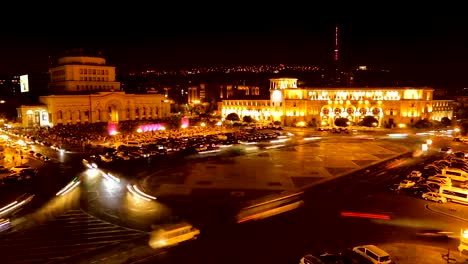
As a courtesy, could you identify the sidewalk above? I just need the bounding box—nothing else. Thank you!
[0,147,44,205]
[0,147,43,169]
[378,243,468,264]
[427,202,468,222]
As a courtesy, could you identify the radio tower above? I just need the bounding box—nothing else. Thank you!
[334,24,339,63]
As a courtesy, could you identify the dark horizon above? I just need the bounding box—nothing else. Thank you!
[1,12,467,89]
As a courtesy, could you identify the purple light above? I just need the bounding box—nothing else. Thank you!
[137,123,165,132]
[181,117,189,128]
[108,122,117,135]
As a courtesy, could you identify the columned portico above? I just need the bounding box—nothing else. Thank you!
[220,78,454,128]
[18,92,170,127]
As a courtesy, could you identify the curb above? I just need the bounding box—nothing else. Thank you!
[425,204,468,223]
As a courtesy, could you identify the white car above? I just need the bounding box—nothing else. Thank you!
[99,155,113,163]
[399,180,416,189]
[299,254,323,264]
[422,192,447,203]
[426,178,451,187]
[428,175,452,184]
[352,245,392,264]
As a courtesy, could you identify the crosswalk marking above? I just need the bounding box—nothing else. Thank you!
[0,209,146,264]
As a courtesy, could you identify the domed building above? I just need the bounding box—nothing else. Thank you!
[17,54,170,127]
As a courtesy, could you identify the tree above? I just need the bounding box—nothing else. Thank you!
[226,113,240,122]
[441,117,451,126]
[414,119,433,129]
[460,121,468,135]
[359,116,379,127]
[334,117,349,127]
[242,115,253,123]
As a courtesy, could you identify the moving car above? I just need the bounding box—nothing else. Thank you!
[352,245,392,264]
[149,223,200,249]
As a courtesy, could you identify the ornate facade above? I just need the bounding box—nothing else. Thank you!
[48,56,120,93]
[17,55,170,127]
[219,78,454,127]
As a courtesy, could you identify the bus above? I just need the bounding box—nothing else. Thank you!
[439,186,468,204]
[442,168,468,182]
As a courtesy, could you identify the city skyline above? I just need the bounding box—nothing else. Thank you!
[1,12,467,89]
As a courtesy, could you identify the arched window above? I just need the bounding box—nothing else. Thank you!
[97,109,101,120]
[126,108,130,118]
[57,110,62,119]
[322,108,329,115]
[334,108,342,115]
[346,107,354,115]
[372,108,380,115]
[360,108,367,115]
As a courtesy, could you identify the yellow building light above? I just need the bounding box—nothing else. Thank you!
[296,121,306,127]
[398,123,406,128]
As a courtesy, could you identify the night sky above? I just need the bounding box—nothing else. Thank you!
[0,8,467,88]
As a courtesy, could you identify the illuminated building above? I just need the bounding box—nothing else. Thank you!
[219,85,260,99]
[188,84,205,104]
[219,78,453,127]
[17,55,170,127]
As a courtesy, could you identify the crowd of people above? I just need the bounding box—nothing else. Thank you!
[13,120,228,151]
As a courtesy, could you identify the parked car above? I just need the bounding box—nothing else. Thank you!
[426,178,451,187]
[399,180,416,189]
[425,182,442,192]
[299,254,324,264]
[427,175,452,184]
[408,170,422,178]
[441,147,452,154]
[422,192,447,203]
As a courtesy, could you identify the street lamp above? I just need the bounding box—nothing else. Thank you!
[0,100,5,104]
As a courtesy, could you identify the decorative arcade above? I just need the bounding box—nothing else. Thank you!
[220,78,454,127]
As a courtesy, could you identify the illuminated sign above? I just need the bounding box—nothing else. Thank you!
[20,75,29,93]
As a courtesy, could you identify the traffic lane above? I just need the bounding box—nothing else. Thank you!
[3,161,84,220]
[157,193,460,264]
[138,174,401,264]
[79,168,175,231]
[150,207,424,264]
[148,162,446,264]
[341,191,466,238]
